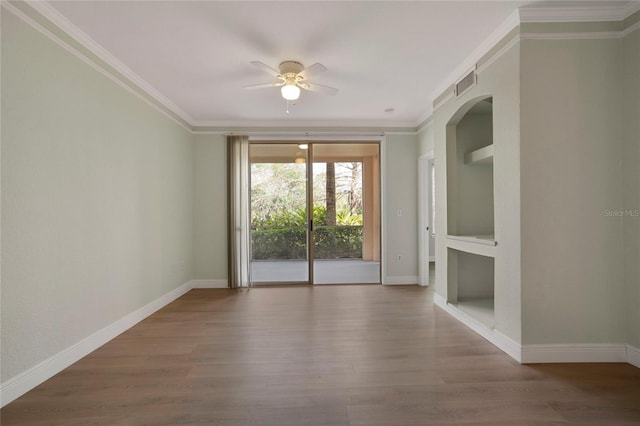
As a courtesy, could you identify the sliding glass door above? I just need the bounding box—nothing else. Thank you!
[249,143,311,284]
[249,142,380,285]
[312,144,381,284]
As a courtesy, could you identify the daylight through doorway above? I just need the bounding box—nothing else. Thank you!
[249,142,381,285]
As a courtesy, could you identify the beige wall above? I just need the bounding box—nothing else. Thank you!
[418,123,434,156]
[1,11,194,382]
[193,134,228,280]
[384,134,419,280]
[191,134,420,283]
[520,38,625,345]
[622,27,640,349]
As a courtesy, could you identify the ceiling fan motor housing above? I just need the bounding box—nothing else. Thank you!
[279,61,304,77]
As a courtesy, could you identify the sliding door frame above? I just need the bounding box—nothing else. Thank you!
[249,134,387,285]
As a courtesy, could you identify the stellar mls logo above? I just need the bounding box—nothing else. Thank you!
[604,209,640,217]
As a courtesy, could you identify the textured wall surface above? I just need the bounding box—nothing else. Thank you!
[622,27,640,349]
[1,11,194,382]
[193,134,228,280]
[520,38,624,344]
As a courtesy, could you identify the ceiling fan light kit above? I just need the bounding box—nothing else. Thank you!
[281,83,301,100]
[245,60,338,105]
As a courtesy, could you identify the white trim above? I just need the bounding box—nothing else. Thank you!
[1,1,192,132]
[520,31,623,40]
[431,10,520,103]
[383,131,419,136]
[436,292,640,367]
[434,294,522,362]
[192,130,232,135]
[24,0,194,124]
[477,35,520,75]
[519,5,640,23]
[429,256,435,262]
[433,90,455,112]
[627,345,640,368]
[383,276,419,285]
[0,281,193,408]
[190,279,228,289]
[248,133,387,140]
[192,119,417,129]
[416,117,433,134]
[415,108,434,129]
[521,344,628,364]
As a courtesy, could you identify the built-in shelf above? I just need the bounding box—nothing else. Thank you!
[446,235,496,257]
[457,298,495,328]
[464,144,494,165]
[447,234,496,246]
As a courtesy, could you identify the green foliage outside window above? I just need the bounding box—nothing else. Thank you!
[251,206,363,260]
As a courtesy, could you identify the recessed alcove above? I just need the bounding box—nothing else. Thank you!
[447,248,495,327]
[446,97,494,242]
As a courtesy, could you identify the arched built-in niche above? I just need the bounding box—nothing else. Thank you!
[446,96,494,238]
[445,96,495,327]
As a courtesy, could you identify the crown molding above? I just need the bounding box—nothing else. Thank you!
[414,107,434,130]
[416,116,433,134]
[190,119,417,130]
[430,10,520,104]
[432,90,455,112]
[520,31,624,40]
[23,0,195,125]
[519,3,640,23]
[476,34,520,74]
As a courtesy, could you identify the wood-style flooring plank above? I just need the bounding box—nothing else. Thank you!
[2,285,640,425]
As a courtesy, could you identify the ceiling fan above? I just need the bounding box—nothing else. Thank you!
[244,61,339,101]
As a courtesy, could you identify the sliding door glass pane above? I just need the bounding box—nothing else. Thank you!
[312,143,380,284]
[249,143,309,283]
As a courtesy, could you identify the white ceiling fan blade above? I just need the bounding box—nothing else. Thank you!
[243,82,284,90]
[299,82,338,96]
[297,63,327,80]
[250,61,282,78]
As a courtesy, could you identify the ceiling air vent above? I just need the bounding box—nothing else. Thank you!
[455,68,477,97]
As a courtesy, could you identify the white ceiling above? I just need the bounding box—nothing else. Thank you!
[44,1,632,127]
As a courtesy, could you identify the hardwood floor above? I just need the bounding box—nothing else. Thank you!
[2,284,640,425]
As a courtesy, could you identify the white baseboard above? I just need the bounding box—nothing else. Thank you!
[434,293,640,367]
[626,345,640,368]
[383,275,419,285]
[190,279,228,289]
[521,344,628,364]
[0,280,193,408]
[433,293,522,362]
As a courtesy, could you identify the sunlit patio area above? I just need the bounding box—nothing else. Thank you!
[251,259,380,284]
